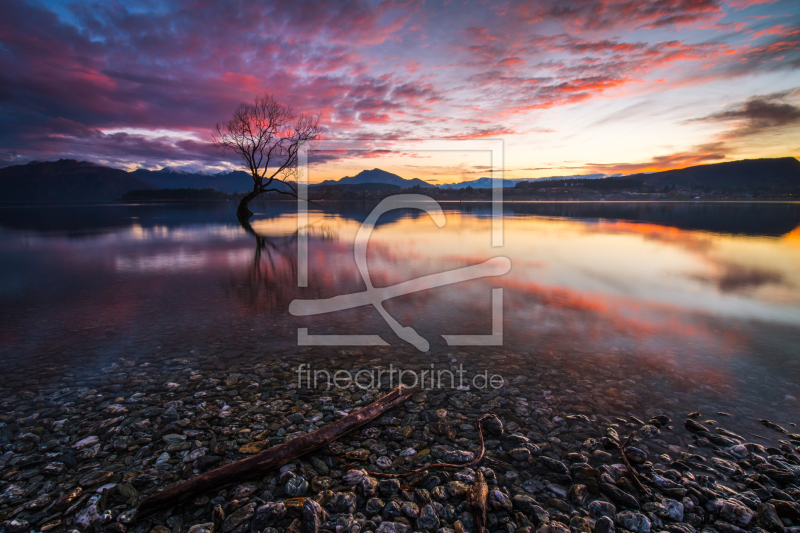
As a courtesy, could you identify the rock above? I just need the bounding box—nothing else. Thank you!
[238,441,267,454]
[359,475,379,497]
[639,425,660,438]
[302,499,327,533]
[719,499,756,527]
[75,495,103,531]
[489,489,513,510]
[712,458,742,476]
[594,516,614,533]
[343,469,368,485]
[187,524,214,533]
[482,415,504,436]
[286,476,309,497]
[2,519,30,533]
[418,505,440,531]
[539,456,569,475]
[757,503,786,533]
[72,436,99,449]
[377,522,411,533]
[599,483,639,509]
[366,498,386,515]
[685,420,708,433]
[773,501,800,522]
[401,502,419,518]
[664,499,685,522]
[615,511,651,533]
[380,479,401,497]
[383,501,404,520]
[252,502,286,531]
[222,502,256,533]
[568,484,588,506]
[510,448,531,461]
[625,447,647,464]
[588,501,616,519]
[331,492,357,514]
[545,521,570,533]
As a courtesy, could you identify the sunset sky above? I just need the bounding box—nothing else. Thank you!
[1,0,799,183]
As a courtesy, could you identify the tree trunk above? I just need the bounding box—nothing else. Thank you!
[237,189,260,221]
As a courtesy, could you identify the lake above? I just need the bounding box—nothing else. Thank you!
[1,200,799,440]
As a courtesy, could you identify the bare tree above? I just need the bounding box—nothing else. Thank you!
[213,94,321,221]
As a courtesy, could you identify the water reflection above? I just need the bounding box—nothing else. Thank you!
[0,201,799,430]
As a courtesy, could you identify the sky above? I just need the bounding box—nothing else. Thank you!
[1,0,799,183]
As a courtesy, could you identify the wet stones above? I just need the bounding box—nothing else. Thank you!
[685,420,708,433]
[718,499,756,528]
[252,502,286,531]
[599,483,639,509]
[376,522,410,533]
[510,448,532,461]
[615,511,651,533]
[379,478,401,497]
[756,502,785,533]
[302,499,327,533]
[418,504,441,531]
[222,502,256,533]
[482,415,504,436]
[595,516,615,533]
[489,489,513,511]
[286,476,309,497]
[588,500,617,519]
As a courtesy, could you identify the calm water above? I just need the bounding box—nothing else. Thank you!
[1,200,799,434]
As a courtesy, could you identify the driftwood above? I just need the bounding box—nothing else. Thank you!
[620,433,652,498]
[328,414,499,478]
[136,385,417,519]
[467,470,488,533]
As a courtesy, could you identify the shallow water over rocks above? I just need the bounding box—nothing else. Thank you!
[0,201,799,533]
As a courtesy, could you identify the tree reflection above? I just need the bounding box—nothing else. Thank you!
[232,216,337,313]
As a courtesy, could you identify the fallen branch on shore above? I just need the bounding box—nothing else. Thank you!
[620,433,652,498]
[136,385,417,519]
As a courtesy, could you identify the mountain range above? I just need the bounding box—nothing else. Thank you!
[1,157,798,202]
[0,160,157,202]
[317,168,434,188]
[132,167,254,193]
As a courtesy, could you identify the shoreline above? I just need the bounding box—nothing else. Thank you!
[1,350,798,533]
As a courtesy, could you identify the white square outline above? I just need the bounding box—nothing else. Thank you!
[295,139,505,347]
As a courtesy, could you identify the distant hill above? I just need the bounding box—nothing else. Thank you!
[437,174,605,189]
[0,159,157,202]
[133,167,254,193]
[632,157,800,189]
[318,168,434,188]
[310,182,401,191]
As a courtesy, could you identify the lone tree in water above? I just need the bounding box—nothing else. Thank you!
[213,94,321,221]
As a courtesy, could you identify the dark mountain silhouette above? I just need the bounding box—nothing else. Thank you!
[0,159,157,202]
[438,174,605,189]
[318,168,434,188]
[132,167,254,193]
[310,182,400,191]
[633,157,800,189]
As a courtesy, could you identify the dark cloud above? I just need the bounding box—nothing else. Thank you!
[0,0,797,171]
[585,142,728,173]
[689,90,800,137]
[514,0,722,30]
